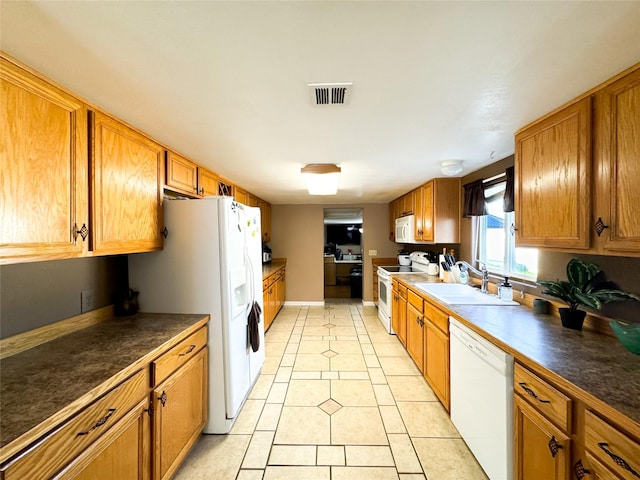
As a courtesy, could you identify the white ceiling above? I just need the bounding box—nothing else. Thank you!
[2,1,639,205]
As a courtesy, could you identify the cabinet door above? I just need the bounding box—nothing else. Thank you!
[373,271,379,305]
[515,98,592,249]
[421,182,435,242]
[397,292,408,347]
[198,168,220,197]
[263,286,271,331]
[153,348,207,480]
[413,186,425,241]
[91,111,163,255]
[514,396,570,480]
[391,283,400,335]
[424,320,449,411]
[595,68,640,253]
[165,151,199,197]
[406,302,424,372]
[235,186,248,204]
[258,199,272,243]
[277,271,285,311]
[54,400,150,480]
[0,56,88,263]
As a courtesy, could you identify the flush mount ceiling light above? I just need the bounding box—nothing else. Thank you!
[440,160,464,176]
[301,164,341,195]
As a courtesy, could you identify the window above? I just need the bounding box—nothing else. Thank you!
[477,178,538,281]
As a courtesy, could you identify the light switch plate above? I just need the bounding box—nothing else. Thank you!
[368,250,378,256]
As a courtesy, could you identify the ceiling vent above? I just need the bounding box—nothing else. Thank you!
[308,82,352,106]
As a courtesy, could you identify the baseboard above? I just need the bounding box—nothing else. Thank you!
[284,301,325,307]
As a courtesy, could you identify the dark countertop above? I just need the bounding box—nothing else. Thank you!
[0,312,208,456]
[397,275,640,428]
[262,258,286,279]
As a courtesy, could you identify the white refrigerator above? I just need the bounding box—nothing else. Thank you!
[129,197,265,434]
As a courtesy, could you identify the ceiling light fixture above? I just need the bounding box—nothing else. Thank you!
[301,164,341,195]
[440,160,464,176]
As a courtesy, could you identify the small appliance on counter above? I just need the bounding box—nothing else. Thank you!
[262,243,272,264]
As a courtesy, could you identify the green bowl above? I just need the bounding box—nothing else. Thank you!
[609,320,640,354]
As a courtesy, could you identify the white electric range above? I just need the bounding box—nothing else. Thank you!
[377,252,432,333]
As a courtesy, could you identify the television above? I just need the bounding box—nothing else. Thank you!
[326,224,361,245]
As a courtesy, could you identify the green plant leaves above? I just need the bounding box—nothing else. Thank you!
[538,258,640,311]
[566,259,599,288]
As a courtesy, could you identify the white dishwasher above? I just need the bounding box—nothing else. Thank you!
[449,317,514,480]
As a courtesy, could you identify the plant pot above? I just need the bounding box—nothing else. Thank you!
[559,308,586,331]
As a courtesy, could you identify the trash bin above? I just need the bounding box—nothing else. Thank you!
[350,266,363,298]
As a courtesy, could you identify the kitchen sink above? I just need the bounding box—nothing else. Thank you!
[413,283,519,306]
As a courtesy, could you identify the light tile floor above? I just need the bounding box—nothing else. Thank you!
[174,300,489,480]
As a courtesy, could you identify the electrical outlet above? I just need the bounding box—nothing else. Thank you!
[368,250,378,256]
[81,289,95,313]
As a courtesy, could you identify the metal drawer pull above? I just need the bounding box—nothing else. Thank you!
[574,459,591,478]
[598,442,640,478]
[77,408,116,436]
[179,344,196,356]
[159,391,167,407]
[518,382,551,403]
[548,436,562,457]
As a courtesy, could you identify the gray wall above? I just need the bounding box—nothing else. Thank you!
[0,256,128,338]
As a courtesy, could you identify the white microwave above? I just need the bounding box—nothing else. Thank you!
[395,215,415,243]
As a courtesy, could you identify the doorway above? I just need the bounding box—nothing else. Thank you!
[323,208,363,299]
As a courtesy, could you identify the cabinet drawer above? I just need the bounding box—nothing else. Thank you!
[2,369,148,480]
[153,326,207,386]
[263,278,269,290]
[424,302,448,333]
[407,289,423,312]
[585,410,640,480]
[399,284,407,299]
[514,363,571,431]
[578,452,622,480]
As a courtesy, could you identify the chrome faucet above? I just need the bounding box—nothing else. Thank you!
[456,261,489,293]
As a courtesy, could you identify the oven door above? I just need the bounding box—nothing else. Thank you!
[377,269,393,333]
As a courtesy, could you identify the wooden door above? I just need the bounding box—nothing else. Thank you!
[165,151,199,197]
[0,56,88,263]
[258,199,271,243]
[391,282,400,335]
[406,301,424,372]
[515,97,592,249]
[55,400,150,480]
[234,186,248,204]
[421,182,434,242]
[153,348,207,480]
[397,290,408,347]
[198,168,220,197]
[595,67,640,254]
[413,186,424,241]
[277,271,285,312]
[91,111,163,255]
[424,320,449,411]
[263,286,272,331]
[514,396,570,480]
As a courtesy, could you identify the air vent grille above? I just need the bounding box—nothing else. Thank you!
[308,82,352,106]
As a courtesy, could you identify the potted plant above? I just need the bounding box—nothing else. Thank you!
[538,258,640,330]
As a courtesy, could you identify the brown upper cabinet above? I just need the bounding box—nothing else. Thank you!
[388,177,461,244]
[515,63,640,256]
[414,178,460,243]
[90,111,164,255]
[165,151,225,198]
[593,68,640,254]
[0,55,89,264]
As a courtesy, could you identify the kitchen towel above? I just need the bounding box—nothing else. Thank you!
[248,301,262,352]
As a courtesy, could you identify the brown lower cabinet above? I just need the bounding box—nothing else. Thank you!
[514,395,571,480]
[0,324,208,480]
[263,265,286,331]
[152,348,208,480]
[55,399,151,480]
[514,361,640,480]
